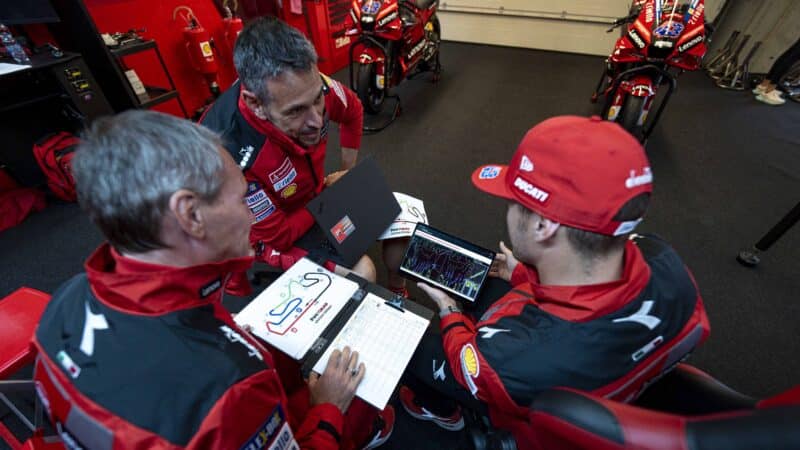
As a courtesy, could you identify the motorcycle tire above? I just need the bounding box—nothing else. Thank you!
[357,63,385,115]
[619,94,646,139]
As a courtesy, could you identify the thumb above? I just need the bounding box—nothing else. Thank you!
[499,241,513,256]
[417,282,440,300]
[308,372,319,387]
[417,282,433,296]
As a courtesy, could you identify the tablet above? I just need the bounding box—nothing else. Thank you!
[400,223,496,302]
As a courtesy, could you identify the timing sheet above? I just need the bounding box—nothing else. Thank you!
[311,292,430,409]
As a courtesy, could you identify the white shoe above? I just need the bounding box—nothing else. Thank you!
[755,90,786,105]
[752,84,768,95]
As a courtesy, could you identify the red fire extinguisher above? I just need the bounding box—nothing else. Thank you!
[173,6,220,97]
[221,0,243,61]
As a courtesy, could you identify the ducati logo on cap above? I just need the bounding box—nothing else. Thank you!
[519,155,534,172]
[513,177,549,203]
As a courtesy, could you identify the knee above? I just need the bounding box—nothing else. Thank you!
[382,237,410,272]
[354,255,377,283]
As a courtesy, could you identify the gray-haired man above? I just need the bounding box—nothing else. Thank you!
[32,110,393,449]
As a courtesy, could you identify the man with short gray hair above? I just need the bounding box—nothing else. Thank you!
[202,17,376,282]
[31,110,377,449]
[202,18,397,448]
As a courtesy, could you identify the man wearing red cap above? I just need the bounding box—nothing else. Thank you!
[399,116,710,446]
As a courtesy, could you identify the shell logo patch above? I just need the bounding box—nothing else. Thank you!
[460,344,480,396]
[281,184,298,198]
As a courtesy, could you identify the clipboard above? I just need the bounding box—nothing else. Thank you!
[235,258,433,409]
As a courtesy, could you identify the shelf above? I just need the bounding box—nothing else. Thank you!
[108,39,156,58]
[138,86,180,109]
[107,38,188,117]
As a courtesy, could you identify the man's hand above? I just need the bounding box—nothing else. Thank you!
[489,241,518,282]
[341,147,358,171]
[308,346,365,413]
[417,282,459,314]
[324,170,348,187]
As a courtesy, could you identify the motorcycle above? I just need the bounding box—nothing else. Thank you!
[346,0,442,117]
[591,0,708,142]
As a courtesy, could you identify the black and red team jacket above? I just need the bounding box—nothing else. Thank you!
[200,76,363,271]
[32,244,344,450]
[439,234,710,449]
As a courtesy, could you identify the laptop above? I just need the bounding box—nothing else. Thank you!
[306,157,401,267]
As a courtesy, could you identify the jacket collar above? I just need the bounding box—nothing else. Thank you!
[237,92,313,157]
[85,243,254,315]
[520,240,651,322]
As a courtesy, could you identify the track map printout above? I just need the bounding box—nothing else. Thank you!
[234,258,360,359]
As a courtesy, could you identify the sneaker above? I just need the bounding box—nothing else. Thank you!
[399,386,464,431]
[755,90,786,105]
[362,405,395,449]
[752,84,769,95]
[388,285,409,298]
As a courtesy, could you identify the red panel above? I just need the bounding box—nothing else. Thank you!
[83,0,240,117]
[0,288,50,378]
[278,0,310,37]
[20,24,58,48]
[289,0,354,75]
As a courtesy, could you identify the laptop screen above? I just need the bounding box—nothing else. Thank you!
[400,223,495,302]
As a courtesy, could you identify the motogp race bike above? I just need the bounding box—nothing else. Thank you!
[591,0,708,142]
[346,0,441,121]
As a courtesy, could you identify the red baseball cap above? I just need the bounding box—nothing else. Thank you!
[472,116,653,236]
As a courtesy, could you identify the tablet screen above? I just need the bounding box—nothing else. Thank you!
[400,223,495,302]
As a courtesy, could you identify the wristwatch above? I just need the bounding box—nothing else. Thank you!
[439,305,462,318]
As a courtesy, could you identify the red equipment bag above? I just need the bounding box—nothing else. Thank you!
[32,131,79,202]
[0,168,46,232]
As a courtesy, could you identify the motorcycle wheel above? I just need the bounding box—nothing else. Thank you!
[357,63,385,114]
[619,94,646,139]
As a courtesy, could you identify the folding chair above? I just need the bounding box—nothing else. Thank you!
[0,288,61,449]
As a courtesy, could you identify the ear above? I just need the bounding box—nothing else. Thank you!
[532,215,560,242]
[240,89,268,120]
[169,189,206,240]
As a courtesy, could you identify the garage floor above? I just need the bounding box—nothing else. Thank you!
[1,41,798,449]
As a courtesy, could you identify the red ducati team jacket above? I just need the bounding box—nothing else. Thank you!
[201,75,363,270]
[438,235,711,449]
[32,244,344,449]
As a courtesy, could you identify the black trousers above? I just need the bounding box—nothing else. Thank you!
[767,37,800,84]
[402,277,511,417]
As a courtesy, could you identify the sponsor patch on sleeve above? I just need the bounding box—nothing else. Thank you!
[321,73,347,107]
[240,405,299,450]
[56,350,81,379]
[245,182,276,223]
[460,344,480,397]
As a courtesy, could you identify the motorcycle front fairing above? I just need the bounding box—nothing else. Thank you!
[610,0,705,96]
[611,0,705,65]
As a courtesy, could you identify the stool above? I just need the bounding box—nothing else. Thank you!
[0,288,53,449]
